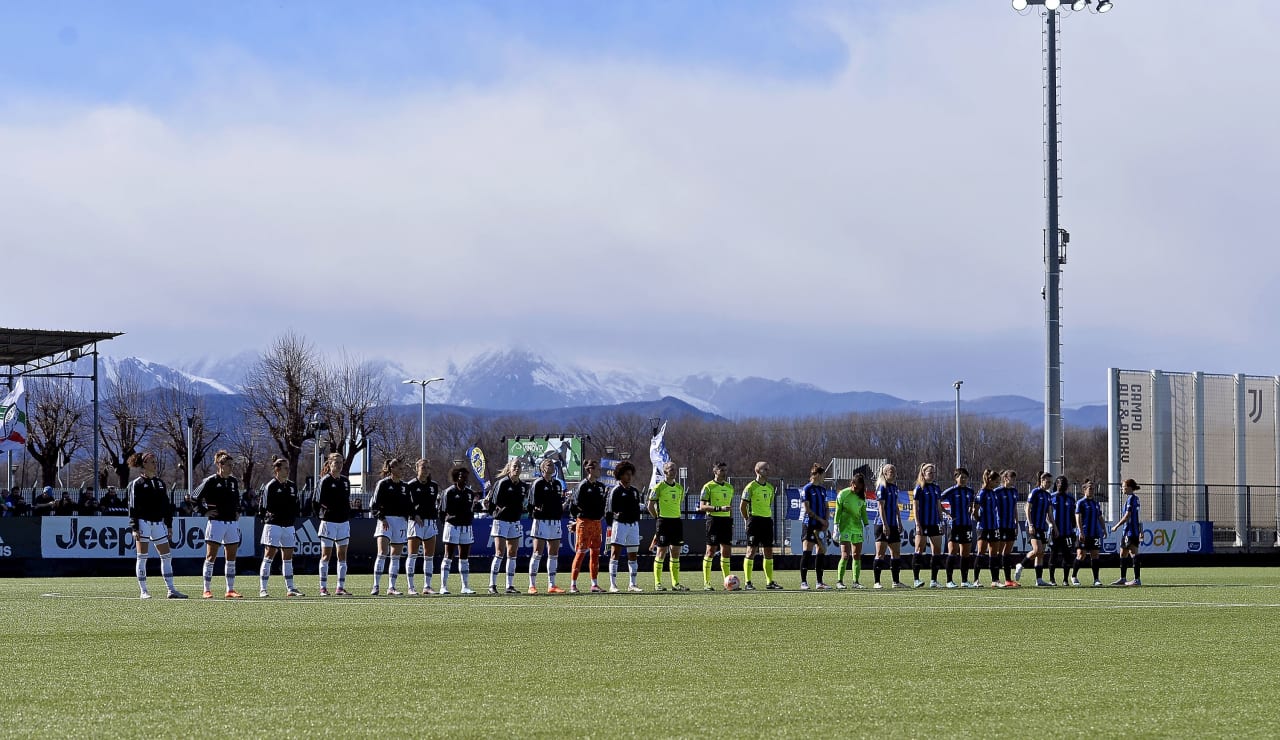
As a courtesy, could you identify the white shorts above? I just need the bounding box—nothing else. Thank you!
[135,520,169,543]
[608,521,641,547]
[205,520,242,545]
[375,516,408,545]
[491,520,523,540]
[318,520,351,545]
[260,523,297,549]
[407,519,438,541]
[443,523,474,545]
[531,519,562,541]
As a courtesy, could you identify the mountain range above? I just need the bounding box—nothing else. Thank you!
[83,349,1105,428]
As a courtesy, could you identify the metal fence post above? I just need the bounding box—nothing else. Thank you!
[1245,485,1251,553]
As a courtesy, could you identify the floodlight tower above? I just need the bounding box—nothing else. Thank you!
[1011,0,1113,477]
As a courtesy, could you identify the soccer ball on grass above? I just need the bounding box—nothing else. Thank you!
[723,574,740,591]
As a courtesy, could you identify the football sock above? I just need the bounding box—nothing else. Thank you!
[990,556,1000,582]
[547,553,557,587]
[801,551,812,583]
[491,555,504,587]
[930,554,940,581]
[506,556,517,588]
[654,556,663,587]
[628,558,639,586]
[763,558,775,583]
[961,555,971,584]
[1120,557,1131,580]
[1132,557,1141,579]
[136,554,148,593]
[912,553,921,580]
[609,556,619,588]
[720,554,731,582]
[837,556,847,583]
[203,559,215,592]
[388,555,400,589]
[319,556,329,590]
[440,557,452,590]
[225,561,236,591]
[337,560,348,589]
[460,560,470,590]
[530,554,542,588]
[853,557,861,583]
[873,557,883,584]
[814,553,823,584]
[373,555,387,591]
[259,557,271,591]
[1034,563,1043,580]
[406,553,418,591]
[423,555,434,590]
[283,560,295,590]
[1091,558,1100,581]
[159,553,175,591]
[670,558,679,586]
[946,554,957,582]
[1004,554,1013,581]
[703,557,713,586]
[744,557,755,584]
[889,558,901,583]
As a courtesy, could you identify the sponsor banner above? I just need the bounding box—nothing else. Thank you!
[1102,521,1212,554]
[506,436,584,481]
[40,516,256,558]
[0,518,40,559]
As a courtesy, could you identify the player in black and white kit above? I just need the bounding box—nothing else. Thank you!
[528,458,567,594]
[370,458,411,596]
[440,465,478,595]
[317,452,353,596]
[405,459,440,595]
[194,450,243,599]
[258,456,303,597]
[127,451,186,599]
[605,460,644,593]
[487,459,527,595]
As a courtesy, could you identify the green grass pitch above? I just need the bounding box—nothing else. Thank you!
[7,567,1279,738]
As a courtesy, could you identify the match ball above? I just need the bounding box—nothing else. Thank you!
[723,574,740,591]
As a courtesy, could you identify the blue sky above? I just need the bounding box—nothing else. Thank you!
[4,2,1278,406]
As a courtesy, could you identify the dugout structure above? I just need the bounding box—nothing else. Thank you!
[1,327,123,494]
[1108,368,1279,548]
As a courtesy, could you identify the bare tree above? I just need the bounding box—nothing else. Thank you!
[243,331,323,484]
[228,423,270,493]
[100,364,153,488]
[150,382,220,491]
[320,353,392,477]
[25,379,88,488]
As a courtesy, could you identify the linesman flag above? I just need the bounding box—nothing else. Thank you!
[0,379,27,452]
[648,421,670,490]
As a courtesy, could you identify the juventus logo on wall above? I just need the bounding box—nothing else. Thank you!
[1247,389,1264,424]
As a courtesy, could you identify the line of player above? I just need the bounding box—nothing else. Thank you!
[123,448,1144,600]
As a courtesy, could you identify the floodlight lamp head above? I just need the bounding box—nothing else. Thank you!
[1097,0,1113,11]
[1072,0,1089,10]
[1012,0,1029,9]
[1044,0,1061,10]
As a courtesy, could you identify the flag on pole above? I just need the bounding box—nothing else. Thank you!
[648,421,670,490]
[467,446,488,492]
[0,379,27,452]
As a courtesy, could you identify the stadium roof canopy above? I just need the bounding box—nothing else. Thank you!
[0,327,123,373]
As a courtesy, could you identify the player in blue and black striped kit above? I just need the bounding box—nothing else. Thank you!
[940,468,976,588]
[1015,472,1054,587]
[910,463,945,588]
[1073,480,1106,586]
[1110,478,1143,586]
[973,469,1002,588]
[1047,476,1076,586]
[993,470,1021,588]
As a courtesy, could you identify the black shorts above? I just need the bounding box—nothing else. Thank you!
[656,518,684,547]
[998,528,1018,543]
[1078,537,1101,551]
[917,524,941,538]
[874,524,901,543]
[746,517,775,548]
[976,528,994,543]
[705,516,733,547]
[1121,534,1141,548]
[1051,536,1076,552]
[802,524,827,544]
[1028,530,1048,543]
[949,525,973,545]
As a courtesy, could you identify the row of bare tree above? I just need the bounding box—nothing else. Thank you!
[10,331,1107,494]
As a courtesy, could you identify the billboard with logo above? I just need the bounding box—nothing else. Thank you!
[505,436,584,481]
[40,517,257,558]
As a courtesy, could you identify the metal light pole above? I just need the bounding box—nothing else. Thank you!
[184,407,196,495]
[1011,0,1113,477]
[953,380,964,469]
[402,377,445,460]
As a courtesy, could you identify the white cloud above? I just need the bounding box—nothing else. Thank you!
[3,2,1277,402]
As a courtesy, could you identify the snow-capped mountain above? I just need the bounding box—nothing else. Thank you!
[90,348,1105,427]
